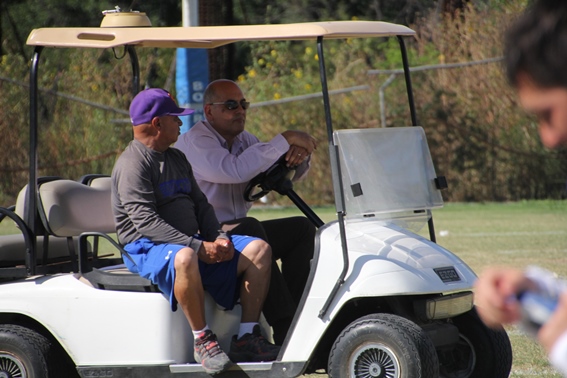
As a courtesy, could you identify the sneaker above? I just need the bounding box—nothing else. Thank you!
[194,330,233,375]
[229,325,281,362]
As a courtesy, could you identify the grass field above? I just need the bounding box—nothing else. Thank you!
[249,200,567,377]
[1,201,565,376]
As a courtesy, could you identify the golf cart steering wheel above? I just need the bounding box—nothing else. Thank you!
[243,155,297,202]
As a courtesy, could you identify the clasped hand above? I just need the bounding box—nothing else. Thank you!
[199,239,235,264]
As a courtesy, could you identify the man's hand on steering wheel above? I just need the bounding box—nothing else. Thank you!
[281,130,317,154]
[243,154,296,202]
[285,146,309,167]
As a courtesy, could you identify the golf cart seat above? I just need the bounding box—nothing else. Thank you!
[0,177,85,273]
[36,177,157,292]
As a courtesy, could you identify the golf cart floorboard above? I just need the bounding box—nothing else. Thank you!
[77,361,307,377]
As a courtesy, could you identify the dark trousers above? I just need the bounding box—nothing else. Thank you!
[223,216,315,344]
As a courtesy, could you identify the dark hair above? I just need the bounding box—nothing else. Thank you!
[505,0,567,88]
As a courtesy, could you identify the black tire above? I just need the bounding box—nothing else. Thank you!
[438,307,513,378]
[0,325,50,378]
[328,313,439,378]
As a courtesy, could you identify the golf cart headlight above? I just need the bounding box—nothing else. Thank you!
[425,292,473,320]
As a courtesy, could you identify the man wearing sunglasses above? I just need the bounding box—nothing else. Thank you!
[175,79,317,345]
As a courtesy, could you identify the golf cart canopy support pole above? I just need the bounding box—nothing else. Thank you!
[398,36,417,127]
[27,46,43,276]
[26,44,141,276]
[317,36,349,319]
[398,36,438,244]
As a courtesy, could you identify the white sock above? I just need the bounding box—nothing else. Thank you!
[192,325,210,340]
[238,322,257,339]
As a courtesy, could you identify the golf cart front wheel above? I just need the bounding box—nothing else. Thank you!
[0,325,50,378]
[438,307,513,378]
[328,313,439,378]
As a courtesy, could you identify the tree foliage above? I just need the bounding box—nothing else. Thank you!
[0,0,565,207]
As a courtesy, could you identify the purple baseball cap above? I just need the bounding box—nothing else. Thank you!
[129,88,194,125]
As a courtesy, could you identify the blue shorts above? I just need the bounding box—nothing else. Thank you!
[123,235,259,311]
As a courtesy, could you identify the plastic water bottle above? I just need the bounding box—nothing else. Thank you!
[517,291,559,337]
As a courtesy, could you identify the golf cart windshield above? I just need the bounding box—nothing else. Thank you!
[335,127,443,228]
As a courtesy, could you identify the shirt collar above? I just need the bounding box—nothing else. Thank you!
[202,120,243,152]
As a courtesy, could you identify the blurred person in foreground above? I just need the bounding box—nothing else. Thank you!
[175,79,317,344]
[112,88,279,375]
[474,0,567,376]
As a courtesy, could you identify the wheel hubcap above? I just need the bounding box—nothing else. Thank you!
[0,353,26,378]
[350,342,400,378]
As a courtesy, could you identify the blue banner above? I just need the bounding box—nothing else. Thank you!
[176,48,209,133]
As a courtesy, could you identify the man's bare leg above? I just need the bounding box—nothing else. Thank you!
[173,247,206,330]
[230,239,279,362]
[237,240,272,322]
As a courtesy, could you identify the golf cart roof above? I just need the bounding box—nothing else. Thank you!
[26,20,415,49]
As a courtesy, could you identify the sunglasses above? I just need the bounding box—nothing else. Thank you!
[208,99,250,111]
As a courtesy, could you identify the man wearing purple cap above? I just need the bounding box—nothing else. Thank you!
[111,88,279,374]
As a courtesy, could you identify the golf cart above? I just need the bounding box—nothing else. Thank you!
[0,9,513,378]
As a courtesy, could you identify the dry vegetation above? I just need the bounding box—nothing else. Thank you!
[1,2,566,207]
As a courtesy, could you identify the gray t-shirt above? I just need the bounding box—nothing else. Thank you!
[112,139,224,252]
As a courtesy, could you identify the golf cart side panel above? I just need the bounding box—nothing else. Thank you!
[281,221,476,362]
[0,274,193,365]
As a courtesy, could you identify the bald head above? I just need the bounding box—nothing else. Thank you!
[204,79,240,105]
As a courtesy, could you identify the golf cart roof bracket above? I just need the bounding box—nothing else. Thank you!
[125,45,141,96]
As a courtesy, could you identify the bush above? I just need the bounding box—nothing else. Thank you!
[0,47,176,206]
[237,2,567,205]
[2,1,565,207]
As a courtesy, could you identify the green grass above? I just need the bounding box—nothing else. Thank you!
[250,200,567,377]
[2,201,566,376]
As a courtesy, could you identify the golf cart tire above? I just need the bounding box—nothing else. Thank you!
[328,313,439,378]
[439,308,513,378]
[0,324,50,378]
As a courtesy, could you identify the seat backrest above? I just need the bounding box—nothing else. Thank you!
[15,176,62,235]
[38,179,115,237]
[88,176,112,191]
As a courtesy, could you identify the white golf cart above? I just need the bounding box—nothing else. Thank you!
[0,9,512,378]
